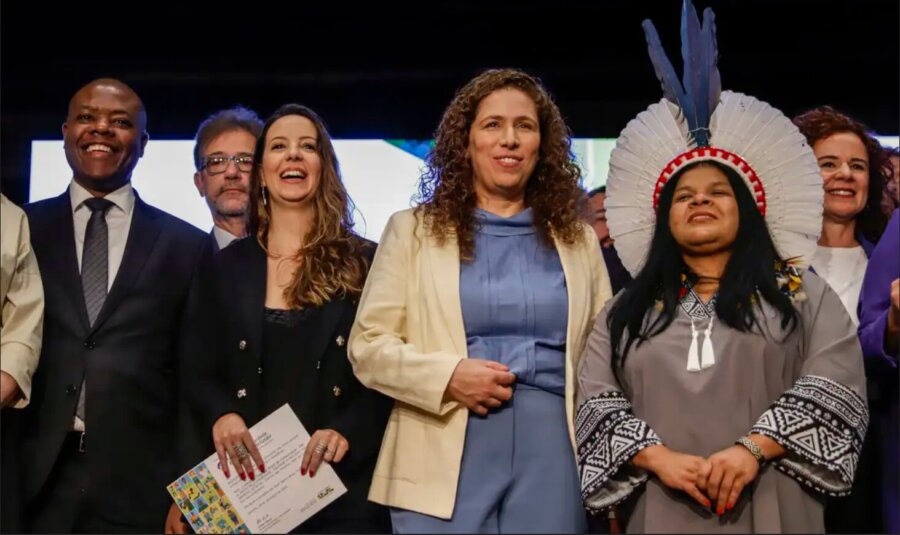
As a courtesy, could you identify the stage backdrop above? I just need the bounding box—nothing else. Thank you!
[30,136,897,240]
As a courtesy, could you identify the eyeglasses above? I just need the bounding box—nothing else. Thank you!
[202,154,254,175]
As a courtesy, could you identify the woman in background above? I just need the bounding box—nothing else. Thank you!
[792,106,890,324]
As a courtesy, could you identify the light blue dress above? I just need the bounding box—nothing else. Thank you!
[391,208,587,534]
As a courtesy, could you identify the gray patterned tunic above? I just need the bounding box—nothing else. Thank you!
[576,272,868,533]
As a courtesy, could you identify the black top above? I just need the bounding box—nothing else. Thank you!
[261,307,319,422]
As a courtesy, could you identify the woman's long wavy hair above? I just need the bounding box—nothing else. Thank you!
[793,106,890,244]
[415,68,586,260]
[248,104,369,308]
[607,161,799,371]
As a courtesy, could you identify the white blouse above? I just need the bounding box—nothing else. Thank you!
[811,244,868,325]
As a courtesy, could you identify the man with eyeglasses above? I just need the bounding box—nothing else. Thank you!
[192,106,263,251]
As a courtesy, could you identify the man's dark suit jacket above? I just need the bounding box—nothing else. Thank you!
[199,236,392,533]
[22,190,212,529]
[601,243,633,296]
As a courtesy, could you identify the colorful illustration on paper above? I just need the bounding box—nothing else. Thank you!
[167,462,250,534]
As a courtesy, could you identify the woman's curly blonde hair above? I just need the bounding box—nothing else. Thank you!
[415,68,587,261]
[249,104,370,309]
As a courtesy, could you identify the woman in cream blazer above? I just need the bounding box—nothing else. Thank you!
[349,69,612,533]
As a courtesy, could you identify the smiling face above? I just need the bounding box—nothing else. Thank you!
[259,114,321,207]
[62,80,148,193]
[668,164,740,255]
[813,132,870,223]
[467,88,541,206]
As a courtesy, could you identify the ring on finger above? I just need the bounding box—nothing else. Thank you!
[233,443,250,459]
[313,442,327,454]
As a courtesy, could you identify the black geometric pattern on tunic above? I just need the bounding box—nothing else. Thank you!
[751,374,869,496]
[679,281,716,320]
[576,391,662,512]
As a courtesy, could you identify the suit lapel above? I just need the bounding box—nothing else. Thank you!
[43,192,91,332]
[90,195,161,333]
[305,299,347,368]
[555,235,589,361]
[424,234,467,356]
[209,229,221,254]
[236,240,267,361]
[555,233,591,449]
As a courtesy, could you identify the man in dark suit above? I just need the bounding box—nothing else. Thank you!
[192,106,263,252]
[21,78,212,533]
[587,185,632,295]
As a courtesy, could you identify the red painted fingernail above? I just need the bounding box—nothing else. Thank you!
[300,468,306,476]
[717,506,724,515]
[310,470,315,477]
[248,472,255,481]
[239,472,246,481]
[259,464,266,473]
[727,502,734,511]
[703,499,711,507]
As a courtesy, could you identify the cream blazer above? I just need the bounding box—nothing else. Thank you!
[0,194,44,408]
[348,208,612,519]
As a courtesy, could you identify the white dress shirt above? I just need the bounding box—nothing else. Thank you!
[212,225,240,250]
[69,180,136,430]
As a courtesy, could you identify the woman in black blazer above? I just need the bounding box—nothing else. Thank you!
[201,103,391,533]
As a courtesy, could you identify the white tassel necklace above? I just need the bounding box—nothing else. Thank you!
[686,314,717,371]
[682,274,718,372]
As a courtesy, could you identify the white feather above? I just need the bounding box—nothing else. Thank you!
[606,92,822,276]
[710,91,823,268]
[606,99,693,275]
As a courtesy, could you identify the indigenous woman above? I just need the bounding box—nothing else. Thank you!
[576,3,869,532]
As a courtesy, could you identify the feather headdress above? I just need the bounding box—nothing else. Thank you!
[606,0,823,277]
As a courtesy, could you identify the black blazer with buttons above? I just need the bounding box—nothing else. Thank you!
[21,190,212,529]
[198,235,392,533]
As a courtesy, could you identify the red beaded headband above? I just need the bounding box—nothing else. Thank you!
[652,147,767,217]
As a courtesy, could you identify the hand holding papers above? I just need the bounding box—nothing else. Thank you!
[168,404,346,534]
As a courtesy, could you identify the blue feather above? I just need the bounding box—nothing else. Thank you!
[642,19,686,107]
[680,0,704,143]
[703,7,722,122]
[642,0,723,147]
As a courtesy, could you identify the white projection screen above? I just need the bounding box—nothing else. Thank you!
[29,136,898,241]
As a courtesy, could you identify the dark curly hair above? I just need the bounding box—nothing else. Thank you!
[415,68,586,261]
[792,106,889,244]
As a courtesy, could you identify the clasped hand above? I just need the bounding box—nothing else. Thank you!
[633,442,762,515]
[444,358,516,416]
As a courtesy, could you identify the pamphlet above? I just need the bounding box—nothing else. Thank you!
[167,404,347,533]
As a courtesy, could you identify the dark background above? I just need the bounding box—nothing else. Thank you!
[2,0,897,205]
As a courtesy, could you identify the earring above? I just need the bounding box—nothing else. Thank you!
[262,185,268,206]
